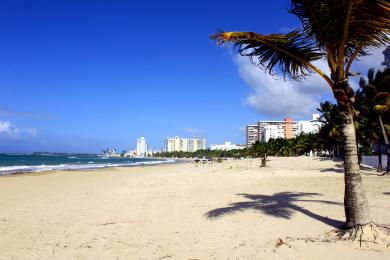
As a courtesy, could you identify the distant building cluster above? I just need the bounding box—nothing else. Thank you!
[164,136,206,152]
[382,46,390,69]
[246,114,322,147]
[210,142,245,151]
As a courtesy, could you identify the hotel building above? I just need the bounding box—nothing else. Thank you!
[246,125,259,147]
[246,114,322,146]
[164,136,206,152]
[136,137,147,157]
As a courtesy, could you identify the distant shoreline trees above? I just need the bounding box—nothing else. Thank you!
[154,132,326,159]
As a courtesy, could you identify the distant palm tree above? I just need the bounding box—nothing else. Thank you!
[211,0,390,229]
[357,69,390,173]
[317,101,344,158]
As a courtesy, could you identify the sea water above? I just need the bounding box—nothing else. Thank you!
[0,153,174,175]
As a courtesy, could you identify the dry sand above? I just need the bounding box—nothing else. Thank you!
[0,156,389,259]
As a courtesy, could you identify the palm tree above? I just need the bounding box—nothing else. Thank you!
[250,141,270,166]
[317,101,344,158]
[210,0,390,230]
[357,69,390,173]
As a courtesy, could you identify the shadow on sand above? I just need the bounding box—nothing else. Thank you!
[205,192,344,229]
[384,192,390,196]
[320,167,344,173]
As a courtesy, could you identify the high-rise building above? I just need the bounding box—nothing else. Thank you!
[174,136,181,151]
[296,114,322,135]
[263,124,285,142]
[136,137,147,157]
[181,138,189,152]
[246,114,322,145]
[246,125,259,147]
[165,137,175,152]
[189,136,206,151]
[382,46,390,69]
[283,117,295,139]
[164,136,206,152]
[189,137,198,151]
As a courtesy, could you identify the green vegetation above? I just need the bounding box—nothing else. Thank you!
[155,133,319,159]
[356,68,390,172]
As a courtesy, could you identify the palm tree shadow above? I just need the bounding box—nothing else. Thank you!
[206,192,345,229]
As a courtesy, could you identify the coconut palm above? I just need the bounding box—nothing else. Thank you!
[317,101,344,158]
[210,0,390,230]
[357,69,390,172]
[250,141,270,166]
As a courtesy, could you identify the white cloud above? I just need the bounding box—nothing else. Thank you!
[352,46,387,72]
[235,55,331,119]
[0,121,11,133]
[0,120,38,140]
[345,46,387,90]
[235,45,388,119]
[0,121,20,139]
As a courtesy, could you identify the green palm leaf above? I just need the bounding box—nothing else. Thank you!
[210,30,328,82]
[211,0,390,84]
[290,0,390,75]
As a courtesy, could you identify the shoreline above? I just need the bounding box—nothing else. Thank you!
[1,155,383,177]
[0,158,178,176]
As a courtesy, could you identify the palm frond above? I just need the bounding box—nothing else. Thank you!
[289,0,338,71]
[210,30,329,82]
[373,92,390,113]
[290,0,390,76]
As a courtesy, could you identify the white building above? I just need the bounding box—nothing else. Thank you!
[210,142,245,151]
[165,137,176,153]
[181,138,189,152]
[189,136,206,151]
[246,114,323,144]
[136,137,147,157]
[259,119,297,142]
[297,121,314,134]
[164,136,206,152]
[297,114,322,135]
[263,124,285,142]
[246,125,259,147]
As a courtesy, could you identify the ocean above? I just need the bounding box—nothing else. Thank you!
[0,154,174,175]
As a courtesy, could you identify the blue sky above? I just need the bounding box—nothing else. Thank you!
[0,0,386,153]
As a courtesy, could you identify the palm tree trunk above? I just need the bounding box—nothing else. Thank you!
[341,112,371,228]
[378,115,390,173]
[378,150,383,171]
[377,140,383,172]
[387,146,390,173]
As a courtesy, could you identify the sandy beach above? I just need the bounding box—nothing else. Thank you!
[0,156,389,259]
